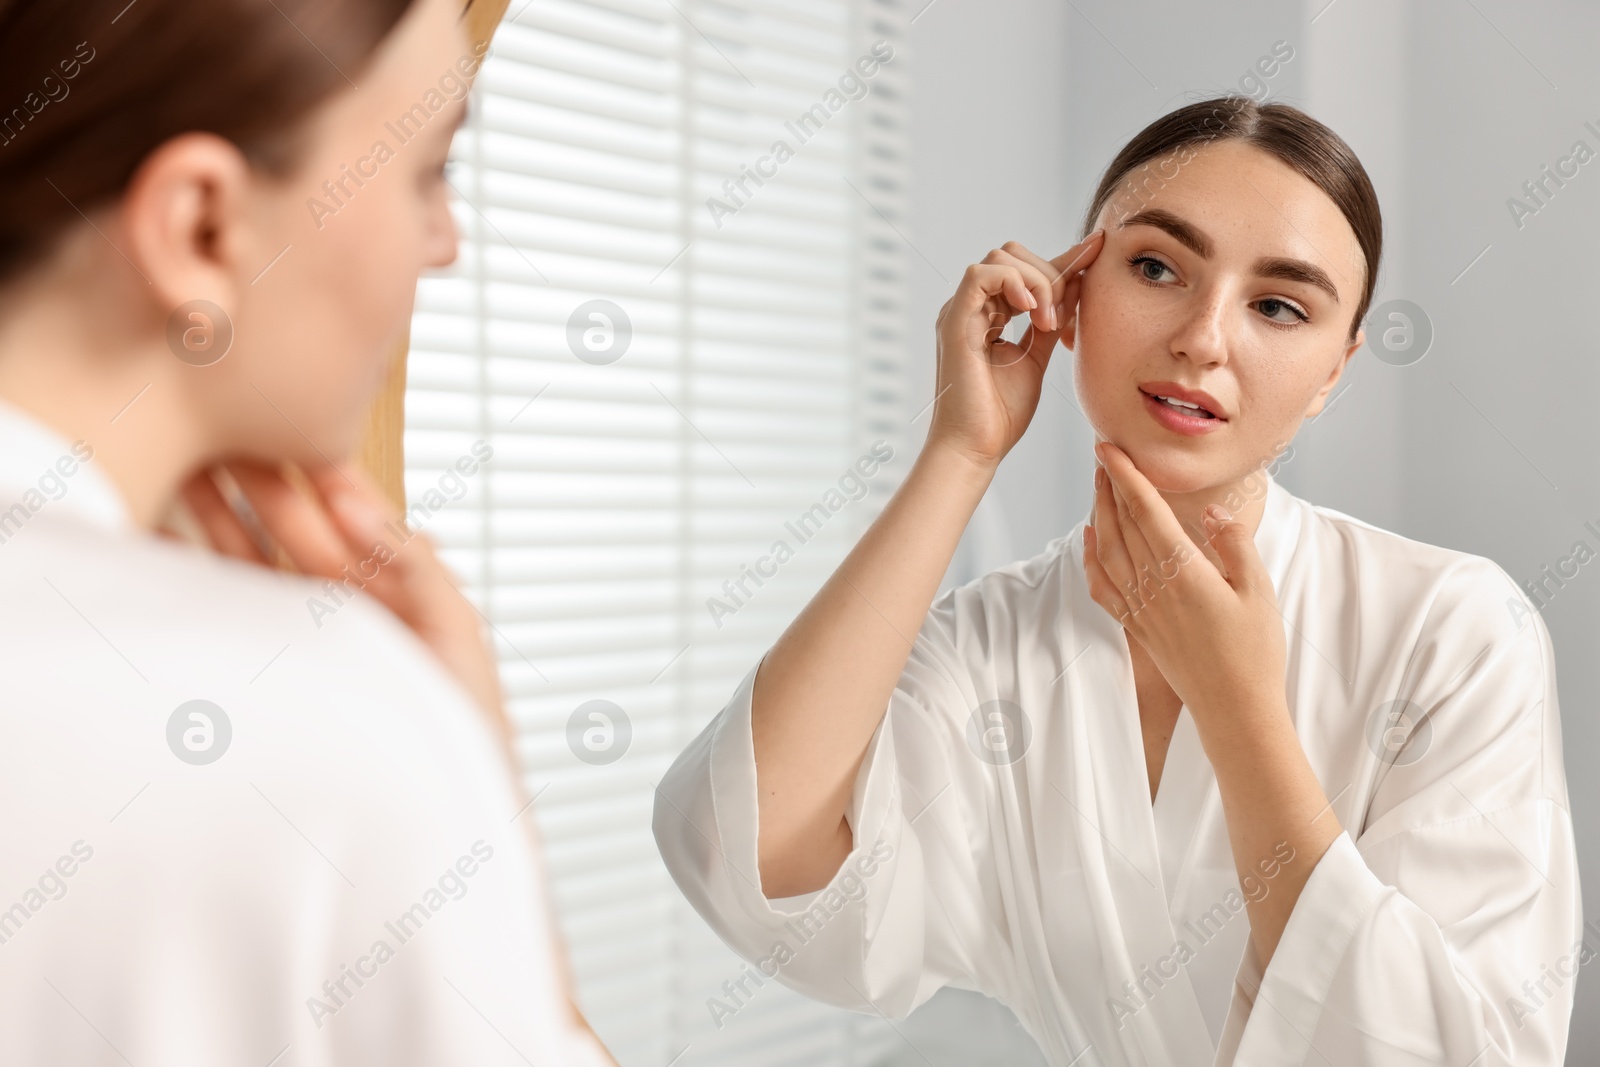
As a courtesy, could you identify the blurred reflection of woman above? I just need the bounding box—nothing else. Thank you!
[656,97,1581,1066]
[0,0,611,1062]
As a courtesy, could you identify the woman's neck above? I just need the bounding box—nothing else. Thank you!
[1157,472,1273,550]
[0,267,208,531]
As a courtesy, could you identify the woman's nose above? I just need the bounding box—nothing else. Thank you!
[1169,289,1231,366]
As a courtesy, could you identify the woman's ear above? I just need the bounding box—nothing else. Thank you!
[1059,297,1078,351]
[1302,328,1363,419]
[1058,260,1094,352]
[119,131,254,323]
[1050,227,1106,353]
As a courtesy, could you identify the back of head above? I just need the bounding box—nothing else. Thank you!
[0,0,418,285]
[0,0,478,523]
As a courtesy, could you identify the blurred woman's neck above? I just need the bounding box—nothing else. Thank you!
[0,224,210,530]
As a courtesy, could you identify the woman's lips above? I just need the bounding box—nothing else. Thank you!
[1140,389,1226,436]
[1139,380,1226,417]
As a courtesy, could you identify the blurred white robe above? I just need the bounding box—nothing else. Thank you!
[655,471,1583,1066]
[0,397,608,1067]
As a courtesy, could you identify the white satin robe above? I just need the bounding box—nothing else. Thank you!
[654,473,1583,1066]
[0,397,608,1066]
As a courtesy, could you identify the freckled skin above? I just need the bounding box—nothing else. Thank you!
[1071,139,1367,495]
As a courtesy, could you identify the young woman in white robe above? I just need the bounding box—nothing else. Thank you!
[654,96,1583,1066]
[0,0,611,1062]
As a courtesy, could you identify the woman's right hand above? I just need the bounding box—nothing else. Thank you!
[747,234,1105,897]
[928,230,1105,469]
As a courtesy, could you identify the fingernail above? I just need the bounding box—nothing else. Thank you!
[1206,503,1232,523]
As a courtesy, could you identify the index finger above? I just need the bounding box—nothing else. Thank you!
[225,460,354,579]
[1048,228,1106,298]
[997,234,1105,309]
[1094,441,1198,562]
[179,467,271,564]
[305,460,396,520]
[997,240,1073,306]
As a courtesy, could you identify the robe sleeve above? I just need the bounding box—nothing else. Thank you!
[1216,557,1584,1066]
[653,589,1014,1020]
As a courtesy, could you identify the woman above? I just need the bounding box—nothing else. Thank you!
[655,97,1582,1065]
[0,0,610,1063]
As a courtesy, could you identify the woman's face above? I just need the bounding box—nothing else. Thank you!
[207,0,470,464]
[1071,138,1367,494]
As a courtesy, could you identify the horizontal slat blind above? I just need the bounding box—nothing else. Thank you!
[407,1,910,1064]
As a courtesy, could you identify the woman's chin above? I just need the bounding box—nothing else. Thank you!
[1101,441,1231,496]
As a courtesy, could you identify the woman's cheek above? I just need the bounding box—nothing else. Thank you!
[348,181,427,324]
[288,206,407,448]
[1070,270,1136,432]
[1246,367,1312,450]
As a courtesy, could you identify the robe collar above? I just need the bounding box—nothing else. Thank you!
[1252,473,1304,593]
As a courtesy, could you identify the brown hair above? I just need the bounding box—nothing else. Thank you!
[0,0,421,284]
[1081,96,1382,342]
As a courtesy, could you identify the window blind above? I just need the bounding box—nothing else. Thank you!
[404,1,912,1063]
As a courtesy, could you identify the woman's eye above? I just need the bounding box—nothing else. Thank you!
[1128,252,1311,328]
[1127,254,1174,284]
[1257,297,1309,325]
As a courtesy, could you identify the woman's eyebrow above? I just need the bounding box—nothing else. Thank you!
[1120,208,1213,258]
[1118,207,1341,305]
[1254,255,1340,305]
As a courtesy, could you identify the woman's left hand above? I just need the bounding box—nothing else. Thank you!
[175,459,514,755]
[1082,441,1286,726]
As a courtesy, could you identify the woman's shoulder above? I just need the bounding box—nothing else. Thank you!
[6,510,435,659]
[1297,494,1520,589]
[0,512,506,770]
[1289,491,1540,649]
[934,530,1081,615]
[0,520,559,1066]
